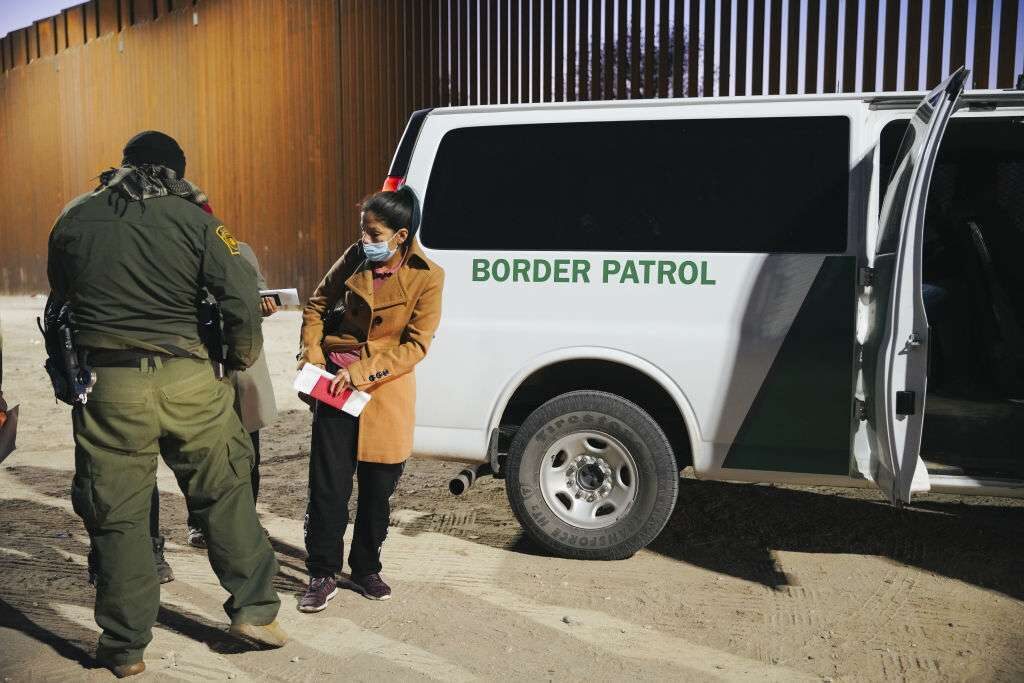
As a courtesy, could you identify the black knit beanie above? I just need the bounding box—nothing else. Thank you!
[122,131,186,178]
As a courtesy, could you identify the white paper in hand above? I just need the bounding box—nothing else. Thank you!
[294,364,371,417]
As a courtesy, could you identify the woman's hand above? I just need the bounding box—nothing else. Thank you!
[329,368,352,396]
[260,296,278,317]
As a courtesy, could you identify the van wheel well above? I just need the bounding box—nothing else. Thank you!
[498,360,692,470]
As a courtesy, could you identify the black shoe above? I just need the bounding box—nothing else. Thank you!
[351,573,392,601]
[186,526,207,548]
[152,536,175,584]
[87,547,98,587]
[298,575,337,613]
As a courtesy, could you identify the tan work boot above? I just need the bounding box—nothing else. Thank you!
[109,661,146,678]
[228,620,290,648]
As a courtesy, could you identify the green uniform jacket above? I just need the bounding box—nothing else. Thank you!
[47,189,262,369]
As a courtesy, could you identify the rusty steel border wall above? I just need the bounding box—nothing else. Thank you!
[1,0,1022,295]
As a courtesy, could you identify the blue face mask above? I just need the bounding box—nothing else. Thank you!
[362,235,397,263]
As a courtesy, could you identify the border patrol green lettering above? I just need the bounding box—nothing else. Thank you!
[639,260,655,284]
[553,259,571,283]
[679,261,699,284]
[658,261,676,284]
[472,259,490,281]
[533,259,552,282]
[621,260,639,284]
[572,260,591,283]
[701,261,716,285]
[512,259,530,282]
[602,260,620,283]
[492,259,510,282]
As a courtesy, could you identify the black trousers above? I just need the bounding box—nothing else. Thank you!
[305,400,403,578]
[150,430,261,537]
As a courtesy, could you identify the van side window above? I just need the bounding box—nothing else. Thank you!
[421,116,850,253]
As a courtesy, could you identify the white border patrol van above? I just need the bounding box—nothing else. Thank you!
[384,67,1024,559]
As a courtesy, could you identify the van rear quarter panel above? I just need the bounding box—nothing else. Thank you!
[406,100,868,478]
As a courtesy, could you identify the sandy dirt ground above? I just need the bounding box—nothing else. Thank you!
[0,294,1022,682]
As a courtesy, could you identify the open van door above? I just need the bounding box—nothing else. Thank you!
[867,67,969,504]
[864,66,966,505]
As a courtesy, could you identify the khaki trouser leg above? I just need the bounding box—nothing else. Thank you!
[156,359,280,626]
[71,368,161,667]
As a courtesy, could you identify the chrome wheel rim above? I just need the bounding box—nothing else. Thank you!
[538,431,639,530]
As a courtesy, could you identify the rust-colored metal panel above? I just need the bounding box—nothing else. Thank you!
[996,0,1020,88]
[603,0,614,98]
[750,0,764,95]
[841,0,857,92]
[703,0,715,96]
[591,0,601,100]
[469,0,478,104]
[579,0,590,100]
[588,0,600,100]
[565,0,575,99]
[510,0,521,101]
[903,0,922,91]
[1,37,7,72]
[440,0,450,104]
[555,0,565,100]
[633,0,643,97]
[84,0,99,41]
[97,0,119,35]
[66,5,87,48]
[55,13,68,52]
[718,0,732,96]
[926,0,944,87]
[642,0,653,97]
[881,0,900,91]
[804,0,819,93]
[11,28,28,67]
[972,0,994,89]
[768,0,781,93]
[861,0,878,92]
[658,0,669,98]
[948,0,968,73]
[670,0,682,96]
[822,0,839,93]
[36,19,57,59]
[131,0,157,24]
[541,0,551,102]
[785,0,800,93]
[490,0,499,103]
[531,0,541,101]
[519,0,530,101]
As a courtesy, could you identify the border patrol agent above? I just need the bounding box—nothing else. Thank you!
[47,132,288,677]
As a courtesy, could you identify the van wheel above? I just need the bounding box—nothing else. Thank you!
[505,391,679,560]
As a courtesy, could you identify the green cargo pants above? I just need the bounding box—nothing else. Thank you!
[71,357,280,667]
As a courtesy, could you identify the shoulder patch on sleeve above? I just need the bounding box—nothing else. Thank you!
[215,225,241,255]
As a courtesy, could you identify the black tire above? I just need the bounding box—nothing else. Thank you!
[505,390,679,560]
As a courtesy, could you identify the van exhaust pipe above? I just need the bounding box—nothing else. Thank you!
[449,464,492,496]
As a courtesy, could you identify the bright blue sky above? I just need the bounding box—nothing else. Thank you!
[0,0,78,39]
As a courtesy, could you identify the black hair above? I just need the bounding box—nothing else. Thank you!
[360,186,419,236]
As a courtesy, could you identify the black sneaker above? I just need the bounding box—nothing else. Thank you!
[352,573,392,601]
[152,536,175,584]
[298,575,337,613]
[186,526,207,548]
[87,546,98,587]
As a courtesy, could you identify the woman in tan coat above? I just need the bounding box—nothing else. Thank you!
[297,187,443,610]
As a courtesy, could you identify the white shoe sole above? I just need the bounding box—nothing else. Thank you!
[298,587,337,613]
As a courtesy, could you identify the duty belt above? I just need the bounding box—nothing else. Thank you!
[87,347,197,369]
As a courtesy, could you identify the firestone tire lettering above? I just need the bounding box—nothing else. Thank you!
[504,390,680,560]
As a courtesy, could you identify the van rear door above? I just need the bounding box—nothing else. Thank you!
[867,67,968,504]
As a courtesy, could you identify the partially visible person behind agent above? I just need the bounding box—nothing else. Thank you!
[297,186,444,611]
[0,323,7,429]
[47,130,288,678]
[184,239,279,548]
